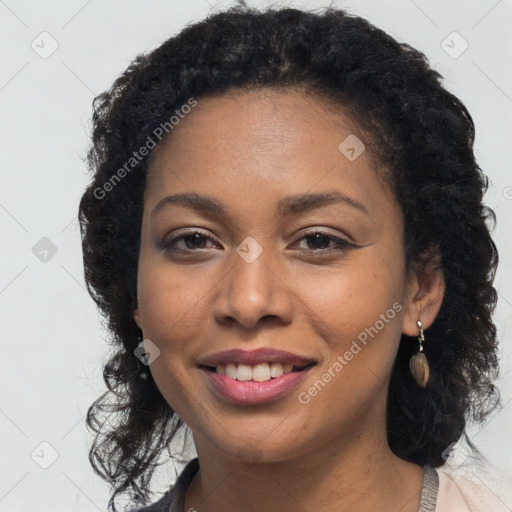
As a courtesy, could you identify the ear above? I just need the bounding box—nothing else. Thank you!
[133,307,143,330]
[402,245,445,336]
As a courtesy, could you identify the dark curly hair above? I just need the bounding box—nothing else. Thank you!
[78,4,500,511]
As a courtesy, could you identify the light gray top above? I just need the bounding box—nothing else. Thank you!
[130,457,439,512]
[419,465,439,512]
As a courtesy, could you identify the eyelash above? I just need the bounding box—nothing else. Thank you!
[161,229,355,255]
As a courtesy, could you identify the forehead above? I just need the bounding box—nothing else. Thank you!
[144,88,396,221]
[150,88,355,163]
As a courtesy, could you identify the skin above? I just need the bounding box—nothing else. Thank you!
[133,88,445,512]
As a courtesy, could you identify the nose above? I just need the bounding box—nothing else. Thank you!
[212,245,293,330]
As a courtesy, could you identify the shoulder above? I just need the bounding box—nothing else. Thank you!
[128,457,200,512]
[128,490,175,512]
[435,461,511,512]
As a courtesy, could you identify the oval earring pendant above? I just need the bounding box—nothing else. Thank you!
[409,352,429,388]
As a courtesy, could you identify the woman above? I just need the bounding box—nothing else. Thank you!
[78,5,508,511]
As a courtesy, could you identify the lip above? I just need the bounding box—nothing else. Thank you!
[197,348,316,368]
[201,363,315,405]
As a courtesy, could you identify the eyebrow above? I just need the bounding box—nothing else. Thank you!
[151,191,370,219]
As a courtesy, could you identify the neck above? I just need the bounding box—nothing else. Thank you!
[184,427,424,512]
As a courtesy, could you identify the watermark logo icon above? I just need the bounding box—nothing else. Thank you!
[31,31,59,59]
[338,134,365,161]
[236,237,263,263]
[441,31,469,59]
[32,237,58,263]
[31,441,59,469]
[441,441,470,469]
[134,339,161,366]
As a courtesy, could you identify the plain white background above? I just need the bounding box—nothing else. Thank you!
[1,0,511,510]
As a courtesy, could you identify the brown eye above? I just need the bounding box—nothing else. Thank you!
[293,231,355,253]
[161,230,219,252]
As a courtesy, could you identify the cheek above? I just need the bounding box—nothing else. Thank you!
[296,248,405,364]
[294,262,405,421]
[137,261,204,341]
[136,262,214,415]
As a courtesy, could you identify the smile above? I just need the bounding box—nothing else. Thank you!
[202,361,315,382]
[200,362,316,405]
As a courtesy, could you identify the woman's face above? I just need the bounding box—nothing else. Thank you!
[134,88,423,463]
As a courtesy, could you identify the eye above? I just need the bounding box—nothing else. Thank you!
[160,229,355,255]
[161,230,219,252]
[292,231,355,253]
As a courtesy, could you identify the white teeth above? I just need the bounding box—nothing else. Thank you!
[236,364,253,381]
[214,362,298,382]
[283,363,293,373]
[270,362,283,378]
[225,363,237,379]
[252,363,271,382]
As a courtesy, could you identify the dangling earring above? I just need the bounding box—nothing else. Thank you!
[409,320,429,388]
